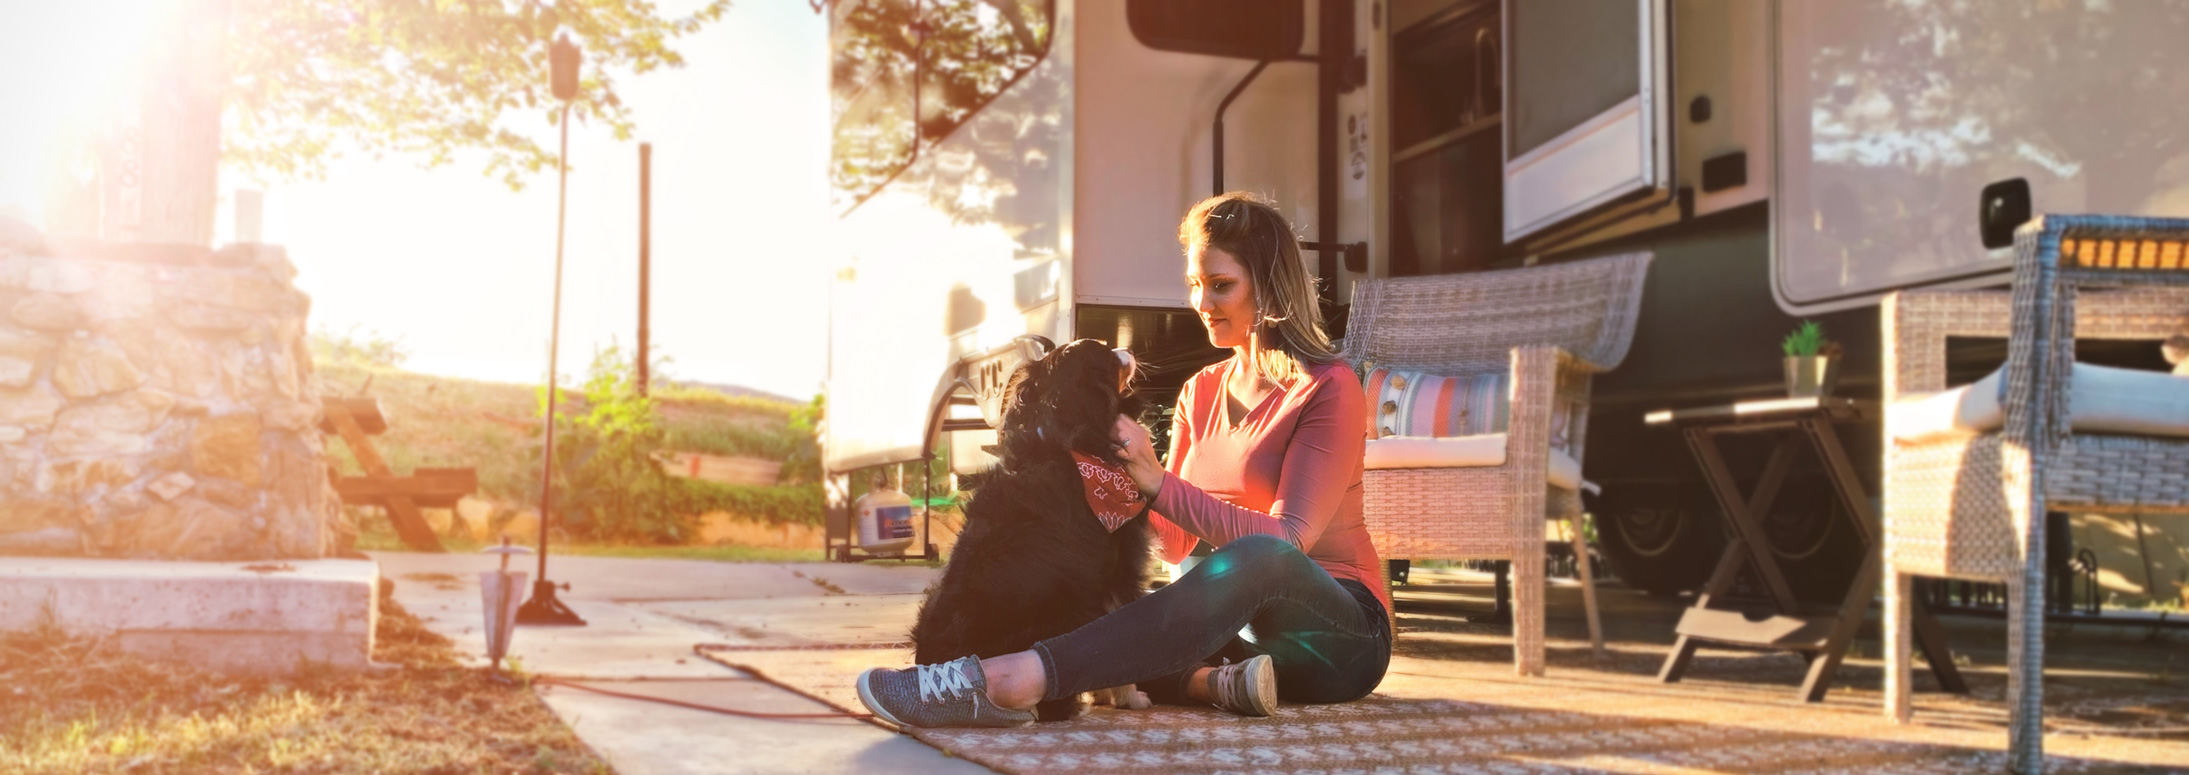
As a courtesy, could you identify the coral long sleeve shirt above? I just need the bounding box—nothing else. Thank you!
[1148,358,1388,615]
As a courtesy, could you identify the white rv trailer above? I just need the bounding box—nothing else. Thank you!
[822,0,2189,605]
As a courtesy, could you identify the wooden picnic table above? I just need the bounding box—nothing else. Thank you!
[1645,395,1967,702]
[323,396,476,552]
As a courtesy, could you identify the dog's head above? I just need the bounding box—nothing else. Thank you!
[994,339,1144,468]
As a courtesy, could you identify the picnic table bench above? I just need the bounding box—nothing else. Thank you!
[322,396,477,552]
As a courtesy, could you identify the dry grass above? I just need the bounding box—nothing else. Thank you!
[0,583,612,775]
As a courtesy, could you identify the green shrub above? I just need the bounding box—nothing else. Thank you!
[673,481,826,526]
[657,394,823,485]
[527,345,680,542]
[526,344,830,542]
[310,325,410,368]
[662,420,798,459]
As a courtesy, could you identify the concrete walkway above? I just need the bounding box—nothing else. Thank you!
[371,551,994,775]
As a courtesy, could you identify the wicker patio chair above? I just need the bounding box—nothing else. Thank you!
[1341,251,1652,676]
[1880,215,2189,774]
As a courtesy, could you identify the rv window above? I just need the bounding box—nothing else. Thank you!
[918,0,1055,143]
[831,0,920,212]
[1774,0,2189,313]
[1126,0,1304,61]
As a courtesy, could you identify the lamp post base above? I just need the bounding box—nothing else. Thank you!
[516,579,587,626]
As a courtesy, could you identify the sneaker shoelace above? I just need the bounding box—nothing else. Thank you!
[1210,660,1253,710]
[916,661,977,704]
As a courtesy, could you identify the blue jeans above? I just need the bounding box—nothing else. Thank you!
[1032,534,1391,705]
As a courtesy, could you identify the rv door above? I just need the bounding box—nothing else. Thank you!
[1772,0,2189,314]
[1501,0,1673,243]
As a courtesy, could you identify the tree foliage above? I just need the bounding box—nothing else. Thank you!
[224,0,731,188]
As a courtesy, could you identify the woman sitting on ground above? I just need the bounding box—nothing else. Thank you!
[856,192,1388,727]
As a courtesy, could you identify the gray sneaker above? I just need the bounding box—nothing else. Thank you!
[856,656,1037,729]
[1206,654,1278,717]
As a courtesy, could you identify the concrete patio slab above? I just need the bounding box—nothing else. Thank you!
[535,678,992,775]
[0,556,379,673]
[370,551,978,775]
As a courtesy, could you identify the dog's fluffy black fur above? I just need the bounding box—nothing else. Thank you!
[909,339,1153,722]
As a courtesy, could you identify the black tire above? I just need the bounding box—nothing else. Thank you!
[1752,475,1866,604]
[1591,485,1727,597]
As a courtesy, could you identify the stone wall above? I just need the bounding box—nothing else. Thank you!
[0,238,348,560]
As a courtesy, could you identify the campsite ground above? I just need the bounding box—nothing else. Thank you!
[370,552,2187,775]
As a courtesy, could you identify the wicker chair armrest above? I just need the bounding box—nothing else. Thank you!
[2063,287,2189,340]
[1882,288,2188,401]
[1505,346,1562,458]
[1506,345,1565,533]
[1881,289,2011,399]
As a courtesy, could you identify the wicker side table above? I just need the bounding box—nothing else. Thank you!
[1646,396,1968,702]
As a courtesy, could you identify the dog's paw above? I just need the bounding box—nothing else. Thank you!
[1092,684,1151,710]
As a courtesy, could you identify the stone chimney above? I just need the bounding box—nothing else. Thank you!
[0,236,349,560]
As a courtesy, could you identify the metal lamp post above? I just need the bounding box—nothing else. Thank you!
[518,33,588,626]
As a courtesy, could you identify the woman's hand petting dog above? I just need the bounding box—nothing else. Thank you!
[1114,414,1164,500]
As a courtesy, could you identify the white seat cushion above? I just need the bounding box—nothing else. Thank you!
[1891,362,2189,441]
[1364,433,1585,490]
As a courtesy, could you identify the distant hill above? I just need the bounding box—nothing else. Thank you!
[310,361,813,506]
[661,380,807,405]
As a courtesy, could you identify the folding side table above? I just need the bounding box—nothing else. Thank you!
[1646,396,1967,702]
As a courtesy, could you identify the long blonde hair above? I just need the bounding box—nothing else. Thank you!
[1178,192,1338,387]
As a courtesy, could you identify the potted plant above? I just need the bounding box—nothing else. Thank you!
[1782,320,1842,398]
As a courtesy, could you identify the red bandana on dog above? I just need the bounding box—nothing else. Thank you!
[1070,451,1146,532]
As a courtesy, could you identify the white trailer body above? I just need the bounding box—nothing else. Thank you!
[823,0,2189,597]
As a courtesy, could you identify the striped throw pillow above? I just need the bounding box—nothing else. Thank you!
[1364,367,1509,439]
[1362,366,1576,453]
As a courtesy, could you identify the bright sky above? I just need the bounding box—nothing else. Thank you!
[0,0,830,402]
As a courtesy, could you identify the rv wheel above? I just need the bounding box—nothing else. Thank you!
[1756,475,1865,603]
[1590,485,1725,597]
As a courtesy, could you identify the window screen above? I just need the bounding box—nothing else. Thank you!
[1500,0,1667,242]
[1507,0,1639,158]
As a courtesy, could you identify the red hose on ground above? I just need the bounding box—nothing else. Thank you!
[533,676,871,721]
[525,643,906,731]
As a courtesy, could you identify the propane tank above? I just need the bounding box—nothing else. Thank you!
[854,472,916,554]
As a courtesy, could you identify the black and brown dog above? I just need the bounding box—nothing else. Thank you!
[909,338,1154,721]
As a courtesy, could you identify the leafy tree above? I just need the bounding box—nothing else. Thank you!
[224,0,731,188]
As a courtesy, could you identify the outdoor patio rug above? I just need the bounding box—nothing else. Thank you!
[699,633,2188,775]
